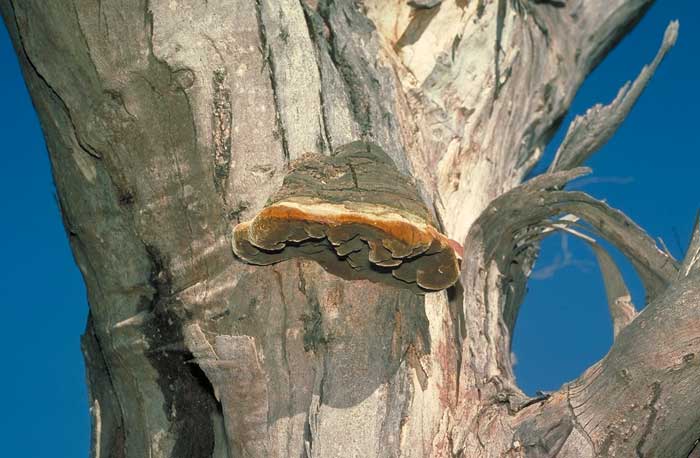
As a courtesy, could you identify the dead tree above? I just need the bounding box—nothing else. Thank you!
[2,0,699,456]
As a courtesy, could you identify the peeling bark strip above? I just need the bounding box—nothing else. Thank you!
[4,0,700,457]
[212,69,232,197]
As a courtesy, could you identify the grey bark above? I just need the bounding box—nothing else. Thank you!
[2,0,698,457]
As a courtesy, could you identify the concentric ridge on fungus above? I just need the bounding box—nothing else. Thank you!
[232,141,461,293]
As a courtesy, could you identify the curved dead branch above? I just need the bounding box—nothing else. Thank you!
[457,167,679,405]
[455,167,696,456]
[462,167,677,325]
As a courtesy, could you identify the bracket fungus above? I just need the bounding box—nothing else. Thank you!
[232,141,461,293]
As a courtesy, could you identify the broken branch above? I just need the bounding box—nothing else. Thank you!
[550,21,678,172]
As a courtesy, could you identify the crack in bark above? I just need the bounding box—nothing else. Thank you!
[82,316,128,458]
[492,0,508,106]
[404,344,428,390]
[318,2,373,138]
[212,69,233,200]
[304,345,329,458]
[273,267,295,458]
[447,284,465,403]
[635,381,662,457]
[9,3,102,160]
[516,0,551,43]
[532,0,566,7]
[70,0,102,84]
[255,0,291,163]
[348,163,359,188]
[300,2,333,154]
[566,383,597,453]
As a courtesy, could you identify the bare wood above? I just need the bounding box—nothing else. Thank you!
[588,241,638,338]
[681,212,700,278]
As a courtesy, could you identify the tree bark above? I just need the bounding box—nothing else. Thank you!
[2,0,698,457]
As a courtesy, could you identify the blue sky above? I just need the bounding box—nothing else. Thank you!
[1,4,697,456]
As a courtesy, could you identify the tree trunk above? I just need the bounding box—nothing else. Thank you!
[3,0,699,456]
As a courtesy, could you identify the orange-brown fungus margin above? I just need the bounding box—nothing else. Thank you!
[231,142,462,294]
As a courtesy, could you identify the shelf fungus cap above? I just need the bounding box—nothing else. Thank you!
[232,142,461,293]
